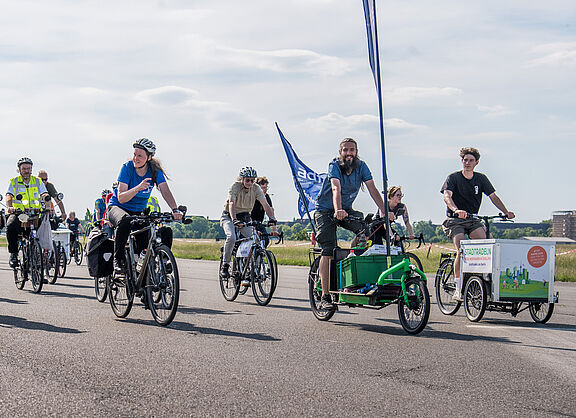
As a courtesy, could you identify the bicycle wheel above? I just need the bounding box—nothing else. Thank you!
[14,243,27,290]
[30,239,44,293]
[57,244,67,278]
[463,275,487,322]
[109,275,134,318]
[435,258,460,315]
[266,250,279,293]
[95,275,109,303]
[252,250,276,306]
[73,240,83,265]
[405,252,423,272]
[219,251,240,301]
[398,276,430,335]
[308,256,335,321]
[529,302,554,324]
[146,245,179,326]
[46,246,58,284]
[237,257,250,295]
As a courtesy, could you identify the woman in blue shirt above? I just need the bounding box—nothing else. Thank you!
[107,138,182,274]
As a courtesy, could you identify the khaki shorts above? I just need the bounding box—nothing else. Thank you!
[442,217,485,240]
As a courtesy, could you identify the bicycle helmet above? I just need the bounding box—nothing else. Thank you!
[102,189,112,196]
[133,138,156,156]
[239,167,257,178]
[112,182,119,190]
[17,157,33,167]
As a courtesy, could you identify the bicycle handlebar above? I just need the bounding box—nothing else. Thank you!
[449,212,512,222]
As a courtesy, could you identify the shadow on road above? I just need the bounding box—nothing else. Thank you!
[120,317,281,341]
[41,289,96,302]
[0,314,85,334]
[178,305,247,317]
[0,297,28,305]
[51,281,94,291]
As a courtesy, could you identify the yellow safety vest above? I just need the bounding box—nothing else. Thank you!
[10,176,42,209]
[147,196,160,212]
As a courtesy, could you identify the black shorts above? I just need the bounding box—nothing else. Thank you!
[442,217,484,240]
[314,210,364,256]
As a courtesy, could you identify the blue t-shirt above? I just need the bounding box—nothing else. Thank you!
[94,198,106,221]
[108,161,166,212]
[316,158,373,212]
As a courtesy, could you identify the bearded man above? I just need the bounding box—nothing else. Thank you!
[314,138,387,310]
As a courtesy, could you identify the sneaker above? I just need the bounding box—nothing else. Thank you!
[452,291,463,302]
[9,253,19,268]
[114,260,126,276]
[220,263,230,279]
[318,295,336,311]
[241,279,250,287]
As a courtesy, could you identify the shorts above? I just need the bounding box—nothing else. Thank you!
[442,217,485,240]
[314,209,364,256]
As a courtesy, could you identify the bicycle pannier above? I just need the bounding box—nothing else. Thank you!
[86,228,114,277]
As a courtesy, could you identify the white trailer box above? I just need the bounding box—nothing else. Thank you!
[460,239,555,303]
[52,228,72,260]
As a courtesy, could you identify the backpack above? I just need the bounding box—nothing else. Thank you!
[86,227,114,277]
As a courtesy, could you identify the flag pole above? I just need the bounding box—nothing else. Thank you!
[364,0,391,253]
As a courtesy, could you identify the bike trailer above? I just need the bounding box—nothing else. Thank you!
[86,228,114,277]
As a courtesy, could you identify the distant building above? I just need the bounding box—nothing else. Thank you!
[552,211,576,240]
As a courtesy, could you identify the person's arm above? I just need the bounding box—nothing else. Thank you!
[488,192,515,219]
[258,197,277,234]
[330,178,347,220]
[402,206,415,239]
[118,179,151,204]
[157,182,182,220]
[6,193,14,213]
[365,179,386,216]
[443,190,467,219]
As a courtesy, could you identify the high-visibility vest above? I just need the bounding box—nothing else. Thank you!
[10,176,42,209]
[147,196,160,212]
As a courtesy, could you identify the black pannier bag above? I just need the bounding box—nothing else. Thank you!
[86,228,114,277]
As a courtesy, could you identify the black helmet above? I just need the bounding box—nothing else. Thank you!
[102,189,112,196]
[17,157,33,167]
[239,167,257,178]
[133,138,156,156]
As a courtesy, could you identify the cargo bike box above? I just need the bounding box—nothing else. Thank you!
[460,239,555,303]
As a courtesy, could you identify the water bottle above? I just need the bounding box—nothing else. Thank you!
[346,249,356,258]
[136,250,146,273]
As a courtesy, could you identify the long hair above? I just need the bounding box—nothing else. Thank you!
[149,157,169,185]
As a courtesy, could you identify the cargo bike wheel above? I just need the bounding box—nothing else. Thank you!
[435,258,460,315]
[398,277,430,334]
[308,256,335,321]
[463,275,487,322]
[56,243,67,278]
[528,301,554,324]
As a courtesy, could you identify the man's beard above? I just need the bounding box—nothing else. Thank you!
[339,155,359,173]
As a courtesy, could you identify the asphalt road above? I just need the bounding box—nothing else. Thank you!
[0,247,575,417]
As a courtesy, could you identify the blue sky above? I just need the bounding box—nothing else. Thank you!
[0,0,574,224]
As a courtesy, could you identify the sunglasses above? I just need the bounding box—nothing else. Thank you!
[244,178,255,183]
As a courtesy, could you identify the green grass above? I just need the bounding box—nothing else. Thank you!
[172,239,576,282]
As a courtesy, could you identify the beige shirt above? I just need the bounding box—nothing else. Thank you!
[224,182,265,214]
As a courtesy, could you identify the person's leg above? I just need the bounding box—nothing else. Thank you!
[451,233,465,298]
[220,214,236,277]
[107,206,130,272]
[6,214,22,266]
[314,211,338,309]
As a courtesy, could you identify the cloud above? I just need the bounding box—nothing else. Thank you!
[134,86,200,106]
[384,86,462,105]
[527,42,576,67]
[476,104,515,118]
[305,112,424,132]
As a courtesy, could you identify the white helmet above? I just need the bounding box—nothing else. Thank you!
[17,157,33,167]
[133,138,156,156]
[239,167,257,178]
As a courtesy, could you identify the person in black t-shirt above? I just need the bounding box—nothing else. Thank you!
[251,177,274,248]
[440,147,515,301]
[66,211,85,244]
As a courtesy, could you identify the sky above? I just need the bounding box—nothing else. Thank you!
[0,0,574,224]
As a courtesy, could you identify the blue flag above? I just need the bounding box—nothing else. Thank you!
[276,123,326,218]
[362,0,378,88]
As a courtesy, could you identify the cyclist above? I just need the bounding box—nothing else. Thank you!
[147,195,161,212]
[371,186,414,245]
[220,167,277,283]
[5,157,49,267]
[440,147,515,301]
[251,176,275,248]
[38,170,67,223]
[94,190,108,224]
[102,184,117,238]
[315,138,387,310]
[66,211,85,246]
[106,138,182,274]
